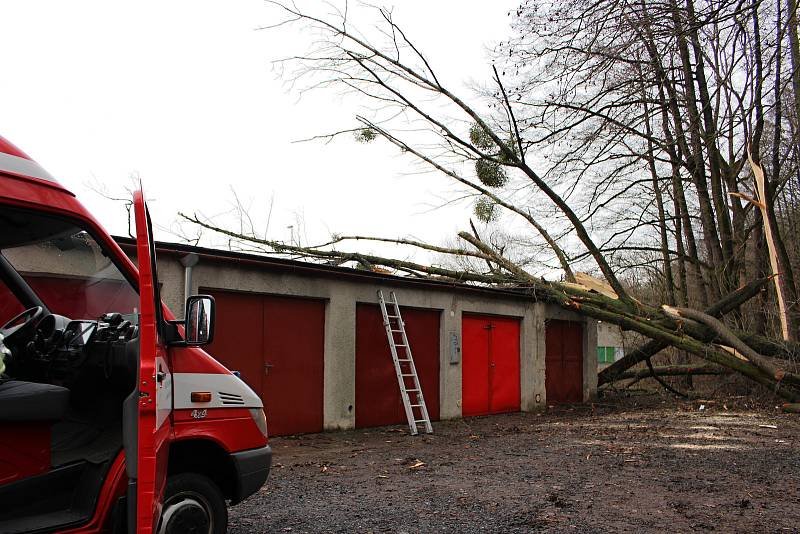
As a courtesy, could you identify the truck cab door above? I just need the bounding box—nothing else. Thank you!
[131,190,173,533]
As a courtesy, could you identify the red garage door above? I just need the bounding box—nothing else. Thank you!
[204,290,325,436]
[355,303,440,428]
[545,320,584,404]
[462,314,521,417]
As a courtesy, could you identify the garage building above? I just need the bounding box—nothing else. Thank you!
[117,238,598,436]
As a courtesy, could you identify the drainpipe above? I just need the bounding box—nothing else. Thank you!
[180,253,200,312]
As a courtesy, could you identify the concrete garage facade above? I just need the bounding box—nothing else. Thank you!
[116,238,598,434]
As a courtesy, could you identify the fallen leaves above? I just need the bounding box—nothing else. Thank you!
[408,459,426,469]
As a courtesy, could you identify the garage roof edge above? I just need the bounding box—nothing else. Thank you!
[112,236,539,302]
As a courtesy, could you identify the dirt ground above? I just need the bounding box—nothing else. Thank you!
[228,394,800,533]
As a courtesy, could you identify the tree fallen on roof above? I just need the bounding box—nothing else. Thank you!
[182,1,800,402]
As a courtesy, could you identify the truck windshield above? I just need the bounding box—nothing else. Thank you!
[0,207,138,321]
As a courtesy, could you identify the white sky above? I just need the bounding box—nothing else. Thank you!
[1,1,520,260]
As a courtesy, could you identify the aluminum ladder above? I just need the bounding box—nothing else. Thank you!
[377,290,433,435]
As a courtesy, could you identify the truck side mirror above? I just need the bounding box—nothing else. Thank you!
[185,295,215,346]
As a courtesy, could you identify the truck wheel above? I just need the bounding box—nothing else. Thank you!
[158,473,228,534]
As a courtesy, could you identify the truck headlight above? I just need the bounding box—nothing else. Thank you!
[249,408,268,438]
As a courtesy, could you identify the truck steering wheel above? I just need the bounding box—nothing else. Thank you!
[0,306,45,346]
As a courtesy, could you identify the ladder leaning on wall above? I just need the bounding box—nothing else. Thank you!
[377,290,433,435]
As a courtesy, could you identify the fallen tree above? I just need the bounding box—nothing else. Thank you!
[183,213,800,402]
[600,363,730,397]
[604,365,733,388]
[182,1,800,403]
[598,277,800,386]
[603,364,731,382]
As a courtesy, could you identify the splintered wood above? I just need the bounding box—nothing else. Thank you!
[563,272,619,300]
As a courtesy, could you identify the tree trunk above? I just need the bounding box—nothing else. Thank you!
[684,0,736,294]
[656,82,707,308]
[642,87,676,305]
[605,364,730,382]
[670,0,725,301]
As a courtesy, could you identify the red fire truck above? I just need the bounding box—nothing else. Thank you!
[0,135,271,533]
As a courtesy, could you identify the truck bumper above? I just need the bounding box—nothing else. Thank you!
[230,444,272,504]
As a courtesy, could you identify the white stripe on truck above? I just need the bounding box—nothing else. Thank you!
[0,151,57,182]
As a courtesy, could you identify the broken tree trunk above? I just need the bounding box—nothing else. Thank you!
[663,306,800,388]
[599,277,769,386]
[747,151,796,340]
[573,298,800,402]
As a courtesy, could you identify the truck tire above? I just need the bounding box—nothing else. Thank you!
[158,473,228,534]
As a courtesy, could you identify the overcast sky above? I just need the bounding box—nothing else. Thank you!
[1,1,520,259]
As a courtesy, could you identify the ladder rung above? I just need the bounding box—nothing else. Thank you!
[406,389,420,393]
[414,419,427,423]
[387,315,400,318]
[390,329,403,332]
[398,358,411,362]
[410,404,423,408]
[401,373,415,377]
[394,344,407,347]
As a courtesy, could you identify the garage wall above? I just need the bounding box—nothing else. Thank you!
[137,247,596,431]
[21,240,598,431]
[185,261,544,430]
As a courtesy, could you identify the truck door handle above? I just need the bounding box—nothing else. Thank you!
[156,371,166,383]
[264,363,274,375]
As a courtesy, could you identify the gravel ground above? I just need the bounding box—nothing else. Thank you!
[228,395,800,533]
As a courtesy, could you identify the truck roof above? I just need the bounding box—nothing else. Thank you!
[0,134,59,185]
